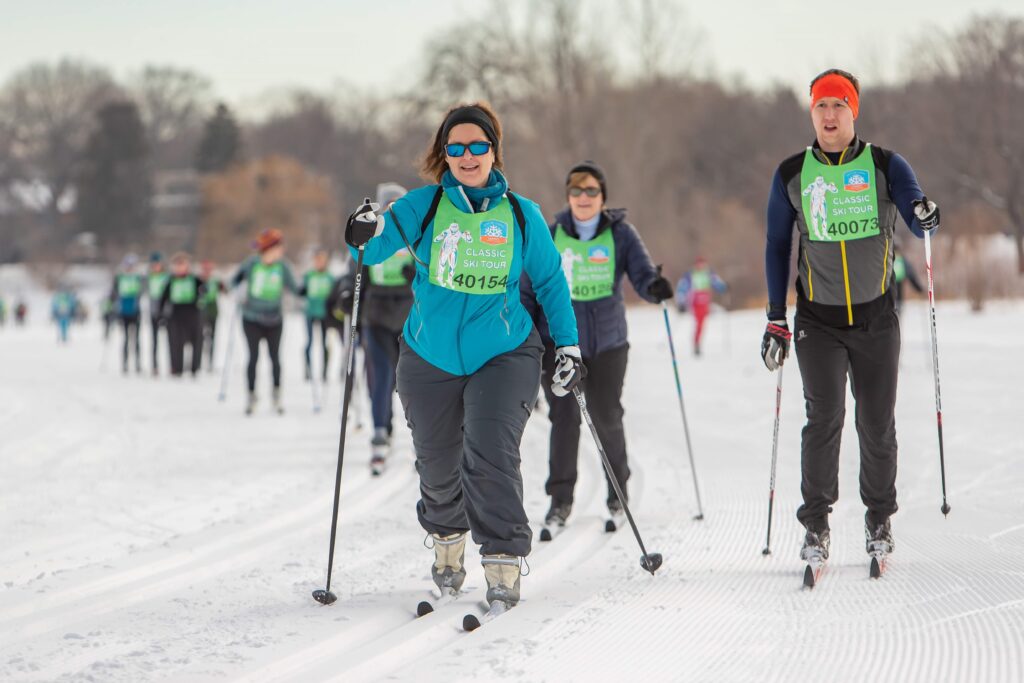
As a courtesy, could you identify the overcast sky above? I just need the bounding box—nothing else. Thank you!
[1,0,1020,111]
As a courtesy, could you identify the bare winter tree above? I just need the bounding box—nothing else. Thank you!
[0,59,118,230]
[130,65,213,170]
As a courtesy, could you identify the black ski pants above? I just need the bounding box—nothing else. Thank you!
[168,310,203,376]
[304,316,329,380]
[794,309,901,530]
[120,314,141,371]
[243,319,283,392]
[202,311,218,371]
[397,330,542,558]
[541,342,630,508]
[150,315,164,372]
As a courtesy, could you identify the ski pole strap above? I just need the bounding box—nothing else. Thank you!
[766,322,792,340]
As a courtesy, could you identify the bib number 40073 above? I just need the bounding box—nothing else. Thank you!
[451,273,508,291]
[827,216,879,238]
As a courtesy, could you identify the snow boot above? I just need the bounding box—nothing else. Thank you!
[245,391,257,416]
[540,500,571,541]
[272,387,284,415]
[865,513,894,556]
[800,526,831,563]
[429,532,467,594]
[482,554,521,608]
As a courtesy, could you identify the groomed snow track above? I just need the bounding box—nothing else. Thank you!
[1,293,1022,682]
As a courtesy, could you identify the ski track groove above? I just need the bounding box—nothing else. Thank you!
[0,459,415,646]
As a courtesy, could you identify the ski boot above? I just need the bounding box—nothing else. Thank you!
[800,525,830,588]
[605,498,626,533]
[272,387,284,415]
[482,554,521,609]
[429,532,467,596]
[369,427,390,476]
[865,513,893,578]
[540,500,571,541]
[245,391,257,416]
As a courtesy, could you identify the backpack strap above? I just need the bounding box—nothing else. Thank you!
[506,192,528,247]
[412,186,445,251]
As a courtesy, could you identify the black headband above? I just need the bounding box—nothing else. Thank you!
[441,106,498,147]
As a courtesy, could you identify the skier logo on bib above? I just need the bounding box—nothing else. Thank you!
[433,222,474,288]
[560,247,583,291]
[802,175,838,240]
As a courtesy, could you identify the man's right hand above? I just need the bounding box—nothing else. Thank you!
[761,321,792,371]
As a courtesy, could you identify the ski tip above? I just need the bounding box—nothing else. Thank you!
[941,503,951,517]
[312,589,337,605]
[463,614,482,632]
[539,528,552,542]
[416,600,434,617]
[870,557,881,579]
[802,565,816,589]
[693,513,705,521]
[761,547,772,556]
[604,519,617,533]
[640,552,663,575]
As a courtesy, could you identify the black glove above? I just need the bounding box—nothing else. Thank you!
[912,196,940,232]
[761,320,791,371]
[339,287,354,316]
[647,276,674,302]
[344,198,383,248]
[401,263,416,284]
[551,345,586,397]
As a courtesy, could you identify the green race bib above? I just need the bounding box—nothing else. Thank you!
[202,278,220,305]
[893,255,906,283]
[118,274,141,297]
[800,145,880,243]
[370,248,414,287]
[169,277,197,304]
[428,195,513,295]
[249,262,284,302]
[148,272,169,299]
[306,271,333,299]
[553,225,615,301]
[690,268,712,293]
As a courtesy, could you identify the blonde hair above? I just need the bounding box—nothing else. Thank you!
[420,102,504,183]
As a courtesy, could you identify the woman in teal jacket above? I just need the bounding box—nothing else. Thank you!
[345,102,582,612]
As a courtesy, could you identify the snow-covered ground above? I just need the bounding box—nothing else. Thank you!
[1,276,1022,682]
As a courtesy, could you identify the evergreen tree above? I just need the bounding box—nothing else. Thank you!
[195,103,242,173]
[76,101,153,249]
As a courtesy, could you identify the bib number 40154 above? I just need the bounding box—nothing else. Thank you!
[452,273,508,291]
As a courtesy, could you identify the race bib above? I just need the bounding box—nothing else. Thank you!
[800,145,881,243]
[428,195,514,295]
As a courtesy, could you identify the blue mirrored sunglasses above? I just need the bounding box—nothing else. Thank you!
[445,141,492,157]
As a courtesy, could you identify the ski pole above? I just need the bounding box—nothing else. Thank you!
[573,386,663,575]
[314,236,369,605]
[924,230,951,517]
[310,323,322,414]
[660,300,706,521]
[762,363,785,555]
[217,296,241,402]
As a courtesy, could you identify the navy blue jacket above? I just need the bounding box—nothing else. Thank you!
[522,207,660,358]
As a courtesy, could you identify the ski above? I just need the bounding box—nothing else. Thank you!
[605,510,625,533]
[415,589,460,617]
[370,453,387,477]
[463,601,511,632]
[803,559,826,589]
[869,553,888,579]
[539,524,565,542]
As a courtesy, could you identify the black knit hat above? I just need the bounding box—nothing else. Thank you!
[566,160,607,198]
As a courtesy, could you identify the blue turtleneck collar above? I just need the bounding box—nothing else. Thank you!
[441,169,509,213]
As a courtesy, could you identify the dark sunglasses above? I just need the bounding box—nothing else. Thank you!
[569,186,602,198]
[445,141,492,157]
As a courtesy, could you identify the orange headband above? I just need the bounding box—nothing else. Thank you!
[810,74,859,119]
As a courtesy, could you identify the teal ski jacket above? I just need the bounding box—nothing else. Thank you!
[351,169,577,376]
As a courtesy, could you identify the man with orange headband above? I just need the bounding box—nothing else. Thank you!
[761,69,940,579]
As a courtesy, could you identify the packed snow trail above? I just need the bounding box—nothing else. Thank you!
[0,279,1021,682]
